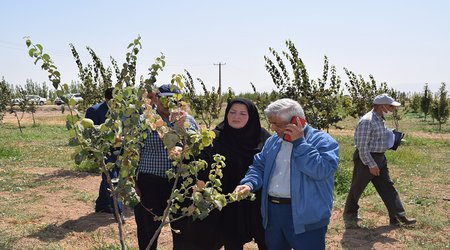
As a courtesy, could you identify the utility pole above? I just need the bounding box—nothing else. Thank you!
[213,62,226,94]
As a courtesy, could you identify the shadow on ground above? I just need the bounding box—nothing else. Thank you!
[341,222,398,249]
[28,212,119,242]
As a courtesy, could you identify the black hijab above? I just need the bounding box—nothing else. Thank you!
[191,98,270,246]
[214,98,265,155]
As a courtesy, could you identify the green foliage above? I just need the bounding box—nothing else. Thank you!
[310,56,346,131]
[25,38,61,89]
[344,68,389,118]
[183,70,224,129]
[7,87,28,133]
[26,37,246,250]
[0,145,22,159]
[73,159,101,173]
[24,79,49,98]
[264,40,309,104]
[250,82,278,130]
[384,88,404,130]
[334,166,352,196]
[70,44,113,109]
[0,77,12,123]
[409,93,422,113]
[431,82,449,132]
[421,83,432,120]
[264,40,345,130]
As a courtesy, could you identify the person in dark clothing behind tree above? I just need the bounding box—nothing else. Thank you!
[181,98,270,250]
[134,84,199,250]
[85,87,124,222]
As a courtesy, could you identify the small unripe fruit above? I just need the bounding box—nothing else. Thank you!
[80,118,94,128]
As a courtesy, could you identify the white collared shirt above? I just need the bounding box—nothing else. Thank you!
[268,140,292,198]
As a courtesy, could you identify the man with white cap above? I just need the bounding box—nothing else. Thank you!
[343,93,416,226]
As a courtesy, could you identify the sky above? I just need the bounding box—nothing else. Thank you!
[1,1,449,95]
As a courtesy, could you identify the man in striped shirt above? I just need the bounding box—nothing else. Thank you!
[134,84,198,250]
[344,94,416,226]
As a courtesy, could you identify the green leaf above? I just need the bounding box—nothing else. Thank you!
[69,98,76,106]
[56,89,64,97]
[162,131,180,149]
[42,54,50,62]
[25,39,31,47]
[28,48,36,57]
[36,44,43,51]
[100,124,109,132]
[62,84,69,92]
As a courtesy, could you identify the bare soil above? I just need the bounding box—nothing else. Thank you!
[5,165,425,250]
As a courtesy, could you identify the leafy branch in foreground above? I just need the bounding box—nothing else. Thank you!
[25,37,250,250]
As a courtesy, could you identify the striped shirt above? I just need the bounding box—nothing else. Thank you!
[138,114,198,177]
[354,110,389,168]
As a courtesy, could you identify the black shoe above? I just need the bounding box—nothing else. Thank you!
[390,216,416,226]
[397,216,416,225]
[389,218,400,226]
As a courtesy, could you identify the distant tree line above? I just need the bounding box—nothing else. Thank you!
[2,78,83,100]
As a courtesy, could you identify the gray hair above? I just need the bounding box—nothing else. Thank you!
[264,98,305,122]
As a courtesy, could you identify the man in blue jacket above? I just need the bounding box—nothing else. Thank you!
[85,87,124,222]
[235,98,339,250]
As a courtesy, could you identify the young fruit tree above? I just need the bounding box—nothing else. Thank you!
[183,70,224,129]
[421,83,433,121]
[26,37,250,250]
[431,82,449,132]
[344,68,389,118]
[0,77,11,123]
[264,40,345,130]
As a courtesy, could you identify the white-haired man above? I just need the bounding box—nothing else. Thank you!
[235,98,339,250]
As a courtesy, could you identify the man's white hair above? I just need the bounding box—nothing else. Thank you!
[264,98,305,122]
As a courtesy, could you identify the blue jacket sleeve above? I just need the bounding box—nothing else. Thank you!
[291,132,339,180]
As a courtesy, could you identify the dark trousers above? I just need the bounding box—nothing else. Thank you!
[344,150,406,220]
[134,173,185,250]
[95,167,123,213]
[265,203,327,250]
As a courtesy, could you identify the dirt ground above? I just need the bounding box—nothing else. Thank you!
[2,106,447,249]
[6,166,420,249]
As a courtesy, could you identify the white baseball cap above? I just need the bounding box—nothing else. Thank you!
[373,94,401,106]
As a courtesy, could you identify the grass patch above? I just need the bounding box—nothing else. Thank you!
[0,145,22,160]
[74,159,100,173]
[0,169,54,193]
[0,229,15,250]
[73,190,95,203]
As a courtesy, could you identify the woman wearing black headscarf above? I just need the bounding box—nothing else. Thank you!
[182,98,270,250]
